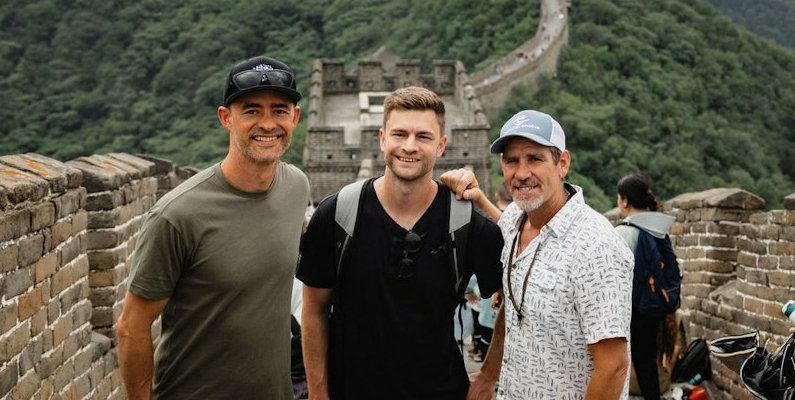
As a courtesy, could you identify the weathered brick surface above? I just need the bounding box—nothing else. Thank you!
[0,166,50,205]
[0,243,18,274]
[2,321,32,365]
[53,189,87,220]
[87,247,128,271]
[0,362,19,398]
[0,154,82,192]
[35,253,58,284]
[0,209,31,243]
[0,154,158,400]
[8,369,39,400]
[18,284,46,321]
[85,191,125,212]
[18,233,45,267]
[3,267,33,299]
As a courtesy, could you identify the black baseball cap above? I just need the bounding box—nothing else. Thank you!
[222,56,302,106]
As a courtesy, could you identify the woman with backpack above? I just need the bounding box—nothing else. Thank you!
[616,172,679,400]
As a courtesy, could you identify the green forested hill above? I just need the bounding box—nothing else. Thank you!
[707,0,795,50]
[0,0,536,167]
[1,0,794,211]
[501,0,795,211]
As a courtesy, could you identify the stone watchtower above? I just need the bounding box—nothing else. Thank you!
[303,47,493,203]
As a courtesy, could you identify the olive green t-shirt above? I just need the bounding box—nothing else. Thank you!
[129,162,310,399]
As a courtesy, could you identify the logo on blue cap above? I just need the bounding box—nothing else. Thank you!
[490,110,566,154]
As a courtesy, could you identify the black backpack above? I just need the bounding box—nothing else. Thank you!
[333,177,472,295]
[622,221,682,315]
[671,337,712,383]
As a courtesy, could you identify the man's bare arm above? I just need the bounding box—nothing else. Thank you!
[585,337,630,400]
[116,291,169,400]
[467,295,505,400]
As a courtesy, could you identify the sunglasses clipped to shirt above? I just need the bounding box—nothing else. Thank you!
[396,230,423,278]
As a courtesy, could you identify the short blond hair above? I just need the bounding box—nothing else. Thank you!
[382,87,446,134]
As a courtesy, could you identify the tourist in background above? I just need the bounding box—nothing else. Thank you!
[494,181,512,211]
[441,109,634,400]
[117,55,310,400]
[615,172,676,400]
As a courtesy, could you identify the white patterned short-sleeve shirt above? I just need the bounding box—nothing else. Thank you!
[496,184,634,400]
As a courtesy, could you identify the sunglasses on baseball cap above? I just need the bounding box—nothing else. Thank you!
[223,56,302,106]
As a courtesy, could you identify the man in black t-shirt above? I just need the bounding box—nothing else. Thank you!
[297,87,503,400]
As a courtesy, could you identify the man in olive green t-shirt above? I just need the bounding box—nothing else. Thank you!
[116,55,310,399]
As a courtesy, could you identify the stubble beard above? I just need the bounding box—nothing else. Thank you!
[514,194,545,213]
[510,180,546,213]
[235,131,290,165]
[385,154,433,183]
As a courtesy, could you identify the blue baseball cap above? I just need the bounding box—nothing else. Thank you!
[490,110,566,154]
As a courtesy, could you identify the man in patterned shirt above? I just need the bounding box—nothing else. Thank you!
[442,109,635,400]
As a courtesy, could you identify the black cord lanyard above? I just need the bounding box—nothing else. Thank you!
[506,213,541,324]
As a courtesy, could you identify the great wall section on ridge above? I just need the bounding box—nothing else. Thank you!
[3,1,795,399]
[302,0,570,203]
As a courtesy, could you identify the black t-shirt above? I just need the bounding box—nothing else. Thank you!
[297,180,503,400]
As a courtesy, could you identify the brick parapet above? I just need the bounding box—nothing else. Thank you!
[604,187,795,399]
[0,152,170,400]
[665,188,795,400]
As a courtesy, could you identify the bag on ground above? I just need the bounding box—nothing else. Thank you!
[671,338,711,383]
[740,333,795,400]
[709,331,758,375]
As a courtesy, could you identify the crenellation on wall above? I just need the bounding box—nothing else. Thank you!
[670,187,766,210]
[134,154,196,199]
[0,154,81,194]
[633,187,795,399]
[784,193,795,210]
[0,169,50,206]
[67,161,127,194]
[306,54,492,202]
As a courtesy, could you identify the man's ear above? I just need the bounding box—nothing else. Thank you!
[217,106,232,129]
[558,149,571,179]
[292,105,301,125]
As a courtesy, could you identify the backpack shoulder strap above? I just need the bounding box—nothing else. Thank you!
[333,178,372,277]
[449,192,471,233]
[335,179,368,237]
[620,220,637,229]
[448,190,472,294]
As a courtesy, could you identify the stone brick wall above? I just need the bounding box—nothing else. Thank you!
[606,188,795,400]
[672,189,795,400]
[0,153,187,400]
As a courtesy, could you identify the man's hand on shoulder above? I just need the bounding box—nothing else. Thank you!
[440,168,483,201]
[441,168,503,222]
